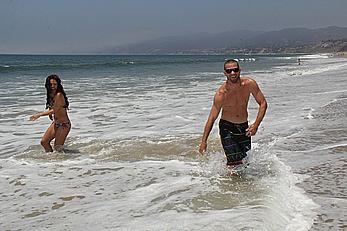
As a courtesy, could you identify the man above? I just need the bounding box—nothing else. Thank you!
[199,59,267,167]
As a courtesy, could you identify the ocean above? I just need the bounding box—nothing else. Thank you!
[0,54,346,230]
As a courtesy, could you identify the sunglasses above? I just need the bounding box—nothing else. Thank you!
[225,68,240,74]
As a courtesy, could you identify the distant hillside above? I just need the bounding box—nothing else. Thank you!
[109,30,263,54]
[243,26,347,48]
[223,39,347,54]
[108,26,347,54]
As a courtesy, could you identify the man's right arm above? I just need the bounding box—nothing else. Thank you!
[199,91,223,154]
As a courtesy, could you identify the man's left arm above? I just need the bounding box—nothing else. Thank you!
[246,79,267,137]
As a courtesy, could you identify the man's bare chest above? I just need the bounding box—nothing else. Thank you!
[222,88,250,107]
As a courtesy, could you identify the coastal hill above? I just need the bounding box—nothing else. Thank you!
[108,26,347,54]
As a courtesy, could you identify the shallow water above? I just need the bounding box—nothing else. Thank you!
[1,54,346,230]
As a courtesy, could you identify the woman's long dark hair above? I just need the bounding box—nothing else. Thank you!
[45,74,69,109]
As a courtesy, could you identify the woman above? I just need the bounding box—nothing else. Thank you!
[30,75,71,152]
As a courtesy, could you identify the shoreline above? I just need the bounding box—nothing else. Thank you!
[332,51,347,58]
[287,56,347,230]
[298,144,347,231]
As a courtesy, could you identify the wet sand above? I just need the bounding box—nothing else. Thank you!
[302,146,347,230]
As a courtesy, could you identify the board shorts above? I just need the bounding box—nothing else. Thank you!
[219,119,251,166]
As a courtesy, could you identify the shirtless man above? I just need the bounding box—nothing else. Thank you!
[30,75,71,152]
[199,59,267,167]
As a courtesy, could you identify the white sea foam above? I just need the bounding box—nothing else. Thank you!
[2,54,347,230]
[298,53,331,59]
[313,89,347,95]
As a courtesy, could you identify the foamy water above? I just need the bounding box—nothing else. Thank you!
[1,54,346,230]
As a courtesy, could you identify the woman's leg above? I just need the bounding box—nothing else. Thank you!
[54,123,71,152]
[41,123,55,152]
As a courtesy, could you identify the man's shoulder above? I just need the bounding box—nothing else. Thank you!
[241,76,255,82]
[217,83,227,94]
[241,76,257,86]
[214,84,227,101]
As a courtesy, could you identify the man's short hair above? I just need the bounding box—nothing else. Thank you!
[224,59,240,70]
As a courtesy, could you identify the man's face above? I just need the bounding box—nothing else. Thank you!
[224,62,240,83]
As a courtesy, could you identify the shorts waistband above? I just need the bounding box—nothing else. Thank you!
[219,119,248,127]
[227,160,244,166]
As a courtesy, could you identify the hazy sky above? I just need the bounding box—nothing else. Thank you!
[1,0,347,54]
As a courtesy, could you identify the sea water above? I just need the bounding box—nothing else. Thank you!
[0,54,346,230]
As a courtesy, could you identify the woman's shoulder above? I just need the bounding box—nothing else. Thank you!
[54,92,65,99]
[53,93,66,106]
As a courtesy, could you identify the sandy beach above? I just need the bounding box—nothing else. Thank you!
[272,54,347,230]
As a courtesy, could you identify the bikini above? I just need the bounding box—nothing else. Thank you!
[48,103,71,129]
[54,120,71,129]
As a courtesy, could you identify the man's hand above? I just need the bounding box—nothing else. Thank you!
[199,142,207,154]
[246,124,258,137]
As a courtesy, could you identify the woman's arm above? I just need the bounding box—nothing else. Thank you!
[30,92,66,121]
[30,109,54,121]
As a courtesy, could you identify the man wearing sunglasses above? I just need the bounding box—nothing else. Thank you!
[199,59,267,169]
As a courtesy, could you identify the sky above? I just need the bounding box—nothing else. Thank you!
[1,0,347,54]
